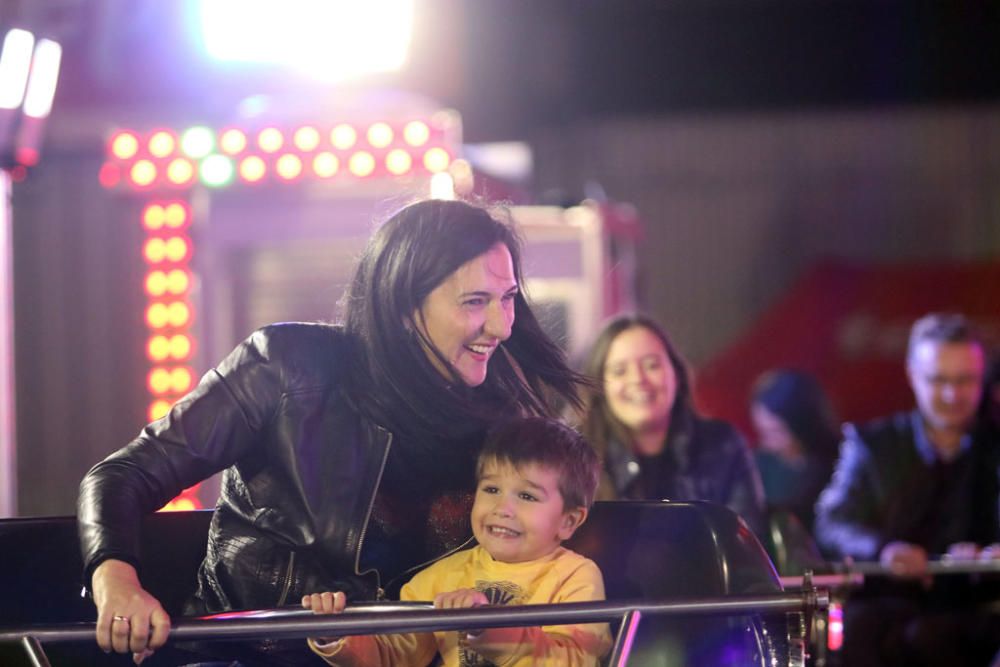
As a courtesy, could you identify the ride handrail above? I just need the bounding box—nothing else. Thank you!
[834,558,1000,576]
[779,558,1000,589]
[0,590,826,644]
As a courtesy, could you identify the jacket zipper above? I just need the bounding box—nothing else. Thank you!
[276,551,296,606]
[353,427,393,600]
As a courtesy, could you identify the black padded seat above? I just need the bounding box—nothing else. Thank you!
[567,501,790,667]
[0,502,794,666]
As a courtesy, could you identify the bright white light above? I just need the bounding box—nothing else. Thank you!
[198,0,414,81]
[22,39,61,118]
[181,126,215,158]
[429,172,455,200]
[0,29,35,110]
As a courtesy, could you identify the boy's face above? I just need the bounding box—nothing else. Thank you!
[471,458,586,564]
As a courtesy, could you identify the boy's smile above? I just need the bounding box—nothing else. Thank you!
[471,459,585,564]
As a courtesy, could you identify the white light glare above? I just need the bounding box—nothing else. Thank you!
[199,0,414,81]
[22,39,62,118]
[429,172,455,201]
[0,29,35,110]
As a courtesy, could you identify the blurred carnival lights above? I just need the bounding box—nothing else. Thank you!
[275,153,303,180]
[180,126,215,159]
[1,26,63,516]
[0,27,63,167]
[21,38,62,120]
[0,29,34,111]
[197,0,414,82]
[110,132,139,160]
[107,115,458,190]
[219,128,247,154]
[293,126,321,152]
[140,201,196,436]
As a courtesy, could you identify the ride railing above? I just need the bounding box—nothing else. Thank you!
[778,558,1000,667]
[779,558,1000,590]
[0,589,828,667]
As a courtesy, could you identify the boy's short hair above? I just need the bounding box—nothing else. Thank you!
[907,312,984,360]
[477,417,600,510]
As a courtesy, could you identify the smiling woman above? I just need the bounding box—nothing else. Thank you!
[413,242,518,387]
[577,313,767,539]
[77,198,587,664]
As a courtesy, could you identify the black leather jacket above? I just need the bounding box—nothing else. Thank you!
[600,411,767,539]
[814,410,1000,560]
[79,323,460,613]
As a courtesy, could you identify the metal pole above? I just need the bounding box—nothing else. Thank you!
[20,636,51,667]
[607,610,642,667]
[0,591,826,645]
[834,559,1000,577]
[0,169,17,517]
[780,573,865,589]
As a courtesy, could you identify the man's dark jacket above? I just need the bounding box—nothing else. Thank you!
[814,410,1000,560]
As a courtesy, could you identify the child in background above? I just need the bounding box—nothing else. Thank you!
[303,416,611,666]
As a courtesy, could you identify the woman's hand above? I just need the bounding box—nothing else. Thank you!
[91,559,171,664]
[302,591,347,645]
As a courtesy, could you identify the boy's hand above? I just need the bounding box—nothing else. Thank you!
[433,588,488,609]
[302,591,347,645]
[302,591,347,614]
[434,588,490,639]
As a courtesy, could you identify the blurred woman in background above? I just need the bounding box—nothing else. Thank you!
[578,313,766,538]
[750,368,839,530]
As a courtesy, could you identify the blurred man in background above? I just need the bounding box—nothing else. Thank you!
[815,312,1000,667]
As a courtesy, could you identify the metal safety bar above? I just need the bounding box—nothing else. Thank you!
[1,589,827,666]
[780,558,1000,589]
[835,559,1000,577]
[607,609,643,667]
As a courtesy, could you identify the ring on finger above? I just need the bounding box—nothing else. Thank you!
[112,615,130,623]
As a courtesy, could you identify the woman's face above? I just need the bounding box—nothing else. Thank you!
[602,326,676,439]
[414,242,518,387]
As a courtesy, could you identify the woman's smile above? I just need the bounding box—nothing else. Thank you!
[415,242,517,387]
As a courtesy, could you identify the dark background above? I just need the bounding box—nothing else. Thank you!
[16,0,1000,140]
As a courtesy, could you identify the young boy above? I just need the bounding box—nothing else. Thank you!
[303,416,611,666]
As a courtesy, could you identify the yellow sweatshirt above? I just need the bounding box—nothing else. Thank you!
[309,545,611,666]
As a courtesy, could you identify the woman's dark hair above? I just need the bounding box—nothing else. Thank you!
[750,369,840,459]
[477,417,600,509]
[342,199,585,440]
[578,313,694,458]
